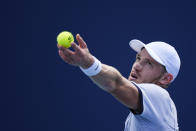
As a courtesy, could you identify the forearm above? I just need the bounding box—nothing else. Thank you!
[58,34,139,109]
[83,62,139,109]
[89,64,123,92]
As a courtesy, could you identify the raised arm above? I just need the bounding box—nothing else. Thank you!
[57,34,140,110]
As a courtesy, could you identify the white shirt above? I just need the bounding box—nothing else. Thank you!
[124,83,179,131]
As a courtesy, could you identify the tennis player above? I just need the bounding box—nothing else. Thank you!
[57,34,180,131]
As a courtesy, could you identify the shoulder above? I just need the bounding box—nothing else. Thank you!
[136,83,169,98]
[133,83,178,129]
[130,82,170,114]
[131,82,172,115]
[133,82,173,115]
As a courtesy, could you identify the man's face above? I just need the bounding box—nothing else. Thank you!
[128,48,164,84]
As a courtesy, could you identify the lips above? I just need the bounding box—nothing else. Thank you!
[129,72,138,80]
[131,73,138,79]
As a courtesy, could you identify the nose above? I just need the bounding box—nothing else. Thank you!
[133,61,143,72]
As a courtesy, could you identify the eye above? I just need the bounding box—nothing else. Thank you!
[136,56,141,61]
[147,61,152,66]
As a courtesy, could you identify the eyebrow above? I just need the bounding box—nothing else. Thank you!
[136,53,155,64]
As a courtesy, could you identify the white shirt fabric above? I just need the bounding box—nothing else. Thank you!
[124,83,179,131]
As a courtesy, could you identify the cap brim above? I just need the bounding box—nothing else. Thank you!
[129,39,165,66]
[129,39,146,52]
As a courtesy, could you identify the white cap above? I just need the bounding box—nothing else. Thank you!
[129,39,181,82]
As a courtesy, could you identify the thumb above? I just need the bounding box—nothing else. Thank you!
[76,34,87,48]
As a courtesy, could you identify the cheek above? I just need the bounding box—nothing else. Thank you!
[130,63,136,71]
[140,68,157,79]
[144,69,161,79]
[142,70,153,78]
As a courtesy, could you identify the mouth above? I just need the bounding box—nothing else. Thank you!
[129,72,138,80]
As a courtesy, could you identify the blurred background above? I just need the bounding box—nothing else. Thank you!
[3,0,196,130]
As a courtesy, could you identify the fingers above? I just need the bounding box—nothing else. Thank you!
[71,42,81,53]
[76,34,87,48]
[59,50,73,64]
[57,43,82,65]
[57,44,74,55]
[57,34,88,66]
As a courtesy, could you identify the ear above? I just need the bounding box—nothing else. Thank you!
[159,73,173,86]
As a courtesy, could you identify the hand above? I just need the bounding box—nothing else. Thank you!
[57,34,94,69]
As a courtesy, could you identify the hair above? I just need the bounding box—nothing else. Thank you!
[161,65,167,74]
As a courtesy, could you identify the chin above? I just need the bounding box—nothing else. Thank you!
[133,80,141,84]
[128,77,140,83]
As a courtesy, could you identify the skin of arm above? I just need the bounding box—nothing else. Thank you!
[90,64,139,109]
[57,34,140,110]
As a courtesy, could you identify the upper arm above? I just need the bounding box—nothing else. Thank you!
[110,76,140,110]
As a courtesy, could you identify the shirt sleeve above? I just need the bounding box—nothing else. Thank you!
[129,82,144,115]
[136,83,171,120]
[129,82,179,129]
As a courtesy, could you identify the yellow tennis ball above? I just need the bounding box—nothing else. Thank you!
[57,31,74,48]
